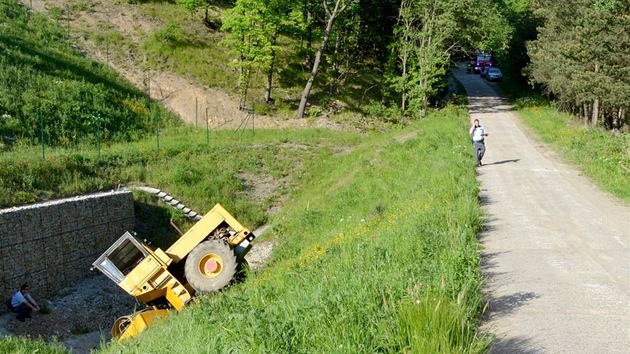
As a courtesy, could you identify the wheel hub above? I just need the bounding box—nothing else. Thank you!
[199,253,223,278]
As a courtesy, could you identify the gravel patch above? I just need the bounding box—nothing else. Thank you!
[0,235,275,353]
[1,272,137,353]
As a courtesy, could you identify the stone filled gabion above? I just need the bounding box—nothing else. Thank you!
[0,189,135,311]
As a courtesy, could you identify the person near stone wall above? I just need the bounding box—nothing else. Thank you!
[10,284,40,322]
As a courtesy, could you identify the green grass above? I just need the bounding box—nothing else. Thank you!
[88,106,489,354]
[0,107,488,354]
[140,4,235,88]
[0,125,362,243]
[514,101,630,202]
[0,337,66,354]
[0,0,180,148]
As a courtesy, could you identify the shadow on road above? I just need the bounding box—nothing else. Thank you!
[468,98,514,115]
[487,336,543,354]
[485,159,520,166]
[483,291,539,319]
[479,193,493,206]
[480,250,541,353]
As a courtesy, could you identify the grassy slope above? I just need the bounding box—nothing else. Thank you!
[1,107,490,353]
[0,126,363,244]
[94,107,489,354]
[0,0,180,149]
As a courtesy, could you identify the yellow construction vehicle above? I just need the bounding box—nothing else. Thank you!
[92,190,256,341]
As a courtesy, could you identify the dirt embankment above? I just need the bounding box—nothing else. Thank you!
[20,0,345,131]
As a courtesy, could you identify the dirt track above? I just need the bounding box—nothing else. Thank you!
[452,67,630,353]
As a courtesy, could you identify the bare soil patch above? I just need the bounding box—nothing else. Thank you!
[20,0,348,131]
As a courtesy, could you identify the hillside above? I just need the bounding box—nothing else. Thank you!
[1,0,181,148]
[1,1,628,354]
[18,0,357,130]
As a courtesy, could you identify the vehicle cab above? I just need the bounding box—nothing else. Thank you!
[473,52,496,73]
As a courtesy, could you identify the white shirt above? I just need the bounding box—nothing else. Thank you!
[11,291,31,308]
[471,126,487,142]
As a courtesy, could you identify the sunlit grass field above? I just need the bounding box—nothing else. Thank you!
[91,107,489,353]
[1,107,490,353]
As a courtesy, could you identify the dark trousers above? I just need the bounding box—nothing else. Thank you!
[473,140,486,165]
[11,303,32,319]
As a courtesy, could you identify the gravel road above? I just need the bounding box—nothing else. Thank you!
[452,66,630,353]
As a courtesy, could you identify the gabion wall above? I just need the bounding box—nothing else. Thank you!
[0,190,134,312]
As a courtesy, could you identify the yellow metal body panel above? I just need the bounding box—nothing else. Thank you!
[94,203,255,342]
[113,307,170,342]
[165,203,252,262]
[118,246,191,306]
[165,285,186,312]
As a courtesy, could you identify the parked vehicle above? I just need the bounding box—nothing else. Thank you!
[480,66,491,79]
[472,52,497,73]
[485,67,503,81]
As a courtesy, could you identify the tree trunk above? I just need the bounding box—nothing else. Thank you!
[329,31,341,94]
[582,102,588,124]
[591,62,600,126]
[612,106,621,132]
[297,0,348,118]
[305,0,313,66]
[239,67,251,110]
[401,50,407,112]
[398,0,411,113]
[264,35,278,104]
[264,62,275,104]
[592,98,599,126]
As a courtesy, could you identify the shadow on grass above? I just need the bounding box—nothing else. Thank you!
[276,58,383,115]
[0,35,141,98]
[133,201,182,250]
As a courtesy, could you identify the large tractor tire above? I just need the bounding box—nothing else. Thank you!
[185,240,237,292]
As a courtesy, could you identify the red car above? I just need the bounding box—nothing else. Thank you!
[472,52,497,73]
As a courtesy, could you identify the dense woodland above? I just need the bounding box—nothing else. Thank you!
[0,0,629,148]
[527,0,630,131]
[212,0,629,127]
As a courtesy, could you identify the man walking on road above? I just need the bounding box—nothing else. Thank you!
[469,119,488,167]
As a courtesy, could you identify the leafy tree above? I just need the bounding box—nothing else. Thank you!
[387,0,512,117]
[499,0,541,87]
[527,0,630,129]
[221,0,301,108]
[297,0,356,118]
